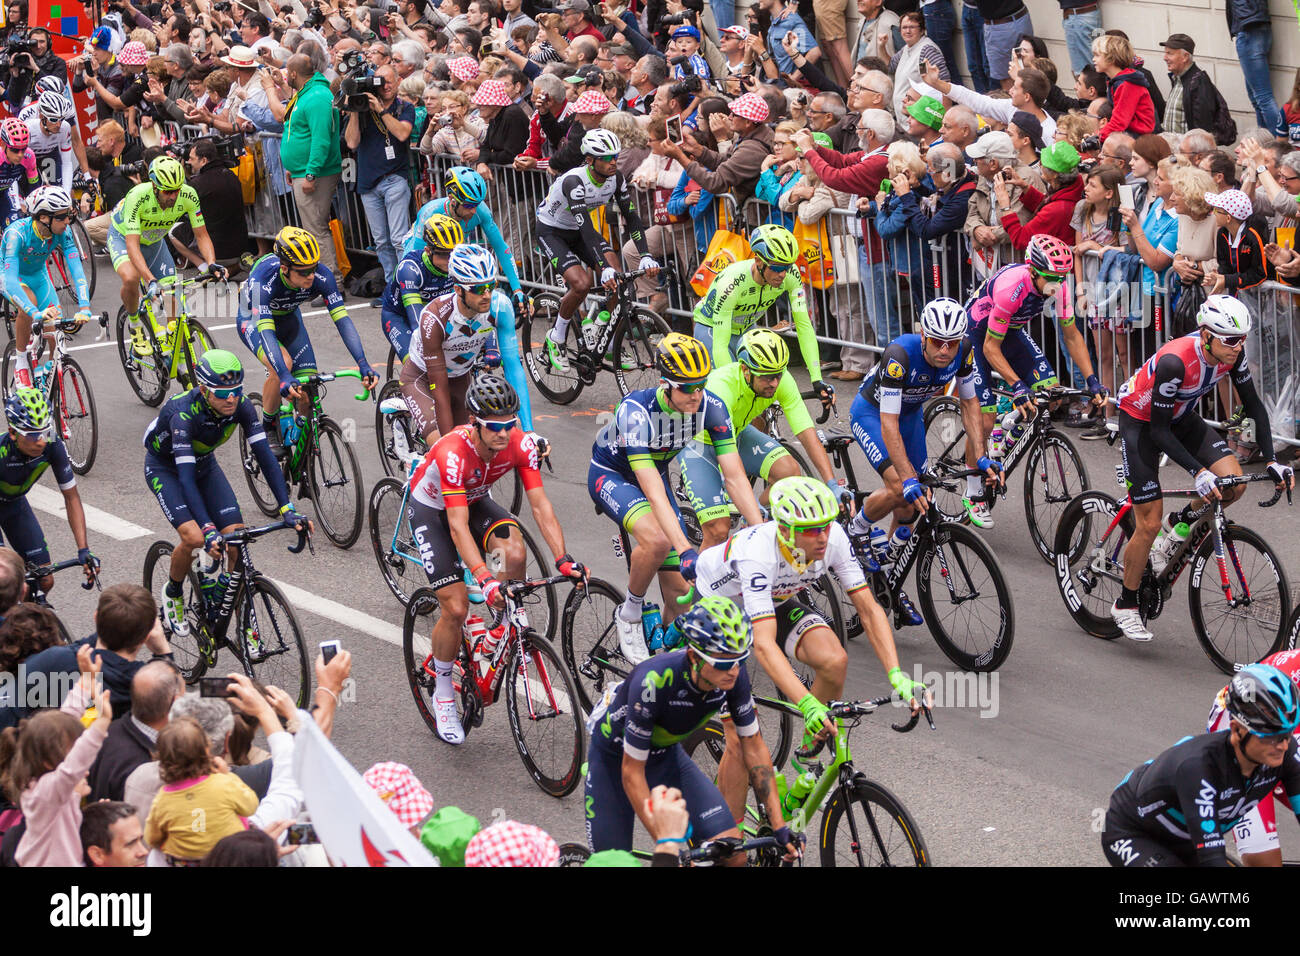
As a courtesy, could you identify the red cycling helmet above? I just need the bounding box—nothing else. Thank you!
[0,118,28,151]
[1024,234,1073,276]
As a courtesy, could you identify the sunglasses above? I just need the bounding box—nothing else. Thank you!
[1031,268,1066,282]
[209,386,243,399]
[793,520,834,535]
[51,212,73,222]
[288,266,316,278]
[479,417,518,432]
[1252,730,1292,745]
[12,426,51,439]
[667,380,707,393]
[763,262,792,274]
[460,281,495,295]
[693,647,750,670]
[451,197,480,211]
[926,336,962,348]
[1213,334,1246,348]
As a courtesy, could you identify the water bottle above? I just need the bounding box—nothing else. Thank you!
[278,405,300,447]
[33,360,52,391]
[884,526,912,568]
[995,394,1013,417]
[1000,409,1023,452]
[201,571,229,606]
[641,601,664,650]
[479,623,505,663]
[464,614,488,659]
[782,770,816,815]
[868,525,889,569]
[596,308,611,327]
[774,769,789,808]
[581,314,599,350]
[988,426,1005,460]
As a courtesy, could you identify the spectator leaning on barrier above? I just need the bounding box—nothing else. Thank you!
[659,90,773,206]
[171,138,251,273]
[516,73,569,171]
[1204,188,1271,298]
[901,140,978,300]
[1239,137,1299,230]
[965,129,1043,278]
[544,87,612,174]
[467,78,529,177]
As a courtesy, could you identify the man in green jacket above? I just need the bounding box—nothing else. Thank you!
[280,54,343,280]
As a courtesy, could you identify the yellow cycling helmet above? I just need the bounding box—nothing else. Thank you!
[749,224,799,267]
[149,155,186,191]
[274,226,321,269]
[656,332,712,385]
[423,213,465,252]
[737,328,789,375]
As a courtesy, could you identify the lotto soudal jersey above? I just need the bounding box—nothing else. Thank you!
[860,334,976,414]
[408,424,544,509]
[535,165,633,231]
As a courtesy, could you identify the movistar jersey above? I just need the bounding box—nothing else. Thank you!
[693,259,819,378]
[109,181,203,245]
[697,360,814,442]
[0,216,89,310]
[861,334,976,414]
[403,196,522,292]
[590,386,735,479]
[0,433,74,500]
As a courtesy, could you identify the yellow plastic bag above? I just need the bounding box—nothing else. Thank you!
[690,200,750,296]
[236,151,256,205]
[330,219,351,278]
[793,218,835,289]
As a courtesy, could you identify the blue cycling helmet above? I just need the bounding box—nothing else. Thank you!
[444,166,487,206]
[1228,663,1300,736]
[447,243,497,286]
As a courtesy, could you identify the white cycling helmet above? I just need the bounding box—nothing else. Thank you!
[580,128,621,158]
[1197,294,1252,337]
[35,75,65,95]
[37,90,67,123]
[27,184,72,216]
[920,297,968,341]
[447,243,498,287]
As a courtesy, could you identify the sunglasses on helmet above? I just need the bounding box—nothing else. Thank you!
[478,417,518,432]
[209,385,243,399]
[692,646,750,670]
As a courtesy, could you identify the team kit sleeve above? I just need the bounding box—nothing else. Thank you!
[0,224,33,310]
[491,292,535,432]
[875,343,910,416]
[725,666,761,739]
[774,370,815,434]
[182,187,205,230]
[782,270,820,378]
[955,343,977,400]
[44,440,77,491]
[168,407,215,528]
[621,665,662,761]
[826,524,869,593]
[618,399,658,471]
[511,430,545,494]
[238,400,290,511]
[700,391,737,456]
[395,256,427,330]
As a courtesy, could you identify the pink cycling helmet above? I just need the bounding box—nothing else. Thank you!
[0,118,28,151]
[1024,234,1073,275]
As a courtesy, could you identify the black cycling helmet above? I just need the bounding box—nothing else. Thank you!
[1228,664,1300,736]
[466,373,520,418]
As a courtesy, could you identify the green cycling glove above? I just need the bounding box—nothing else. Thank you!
[889,667,925,703]
[796,693,833,738]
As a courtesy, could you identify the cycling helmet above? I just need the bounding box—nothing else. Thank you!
[273,226,320,268]
[655,332,711,385]
[444,165,487,206]
[678,595,753,659]
[1024,234,1073,275]
[35,75,65,96]
[920,297,968,341]
[0,117,28,150]
[27,185,72,216]
[148,155,186,191]
[447,243,497,286]
[422,213,465,252]
[1197,294,1252,337]
[1227,663,1300,736]
[749,224,799,267]
[580,128,621,159]
[737,327,789,375]
[37,90,66,123]
[466,373,520,418]
[5,387,51,436]
[193,349,244,389]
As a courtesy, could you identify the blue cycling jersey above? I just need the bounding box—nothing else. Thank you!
[589,386,736,479]
[405,197,522,293]
[0,433,75,500]
[860,334,976,415]
[0,216,88,313]
[380,247,454,326]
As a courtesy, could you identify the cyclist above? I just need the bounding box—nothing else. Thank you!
[405,165,530,321]
[536,128,657,371]
[964,234,1105,526]
[237,225,379,456]
[19,90,88,192]
[1,185,92,389]
[693,476,927,820]
[399,243,538,448]
[588,333,762,664]
[111,155,227,346]
[405,374,586,745]
[0,118,39,228]
[1103,663,1300,867]
[693,224,831,410]
[847,299,1001,620]
[0,388,96,591]
[680,327,843,550]
[1111,294,1294,641]
[583,594,798,862]
[379,213,462,363]
[142,350,309,638]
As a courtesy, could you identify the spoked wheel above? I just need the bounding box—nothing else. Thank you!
[1052,492,1131,640]
[54,357,98,474]
[306,417,364,549]
[505,629,585,797]
[1189,525,1291,675]
[611,308,671,396]
[238,395,283,518]
[176,320,215,390]
[820,777,930,867]
[385,344,400,382]
[560,577,627,713]
[142,540,210,683]
[914,522,1014,671]
[403,587,479,739]
[115,307,169,406]
[238,577,310,707]
[1023,431,1088,564]
[742,655,804,772]
[0,337,31,399]
[922,396,969,523]
[557,842,592,866]
[487,523,558,641]
[69,220,96,300]
[368,478,422,608]
[521,292,585,405]
[374,378,425,479]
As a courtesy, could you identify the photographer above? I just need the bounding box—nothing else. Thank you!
[77,39,150,127]
[169,137,250,272]
[0,26,63,111]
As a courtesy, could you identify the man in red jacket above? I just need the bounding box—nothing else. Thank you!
[1094,34,1156,140]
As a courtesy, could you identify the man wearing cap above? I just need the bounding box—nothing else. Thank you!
[557,0,604,42]
[75,37,148,125]
[541,87,612,176]
[852,0,900,65]
[467,77,530,174]
[964,129,1043,279]
[71,28,124,124]
[1007,109,1043,169]
[669,24,711,80]
[906,95,945,150]
[921,59,1056,144]
[716,26,750,78]
[656,91,775,204]
[186,45,268,136]
[1160,34,1231,143]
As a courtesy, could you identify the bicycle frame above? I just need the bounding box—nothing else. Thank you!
[138,276,209,381]
[281,370,369,479]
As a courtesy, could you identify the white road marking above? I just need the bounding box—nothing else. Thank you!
[68,322,238,353]
[27,484,154,539]
[269,578,403,647]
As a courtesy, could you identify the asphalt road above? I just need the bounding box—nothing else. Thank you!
[39,268,1300,866]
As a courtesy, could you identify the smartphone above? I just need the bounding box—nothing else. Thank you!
[286,822,318,845]
[666,114,683,144]
[320,640,341,664]
[200,677,234,698]
[1117,184,1134,210]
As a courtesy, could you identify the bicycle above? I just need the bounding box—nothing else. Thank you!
[1053,467,1292,674]
[924,385,1090,563]
[115,271,219,406]
[239,369,368,550]
[683,696,933,867]
[23,554,102,643]
[557,834,804,867]
[142,518,312,707]
[0,310,103,474]
[46,225,97,332]
[403,574,585,797]
[520,269,671,405]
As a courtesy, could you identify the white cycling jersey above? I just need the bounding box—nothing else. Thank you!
[18,103,74,191]
[535,165,631,232]
[408,291,493,377]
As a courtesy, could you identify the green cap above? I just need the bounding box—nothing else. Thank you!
[906,96,945,131]
[810,131,834,149]
[419,806,481,866]
[1040,141,1080,174]
[583,849,642,867]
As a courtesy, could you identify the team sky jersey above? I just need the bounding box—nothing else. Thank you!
[1108,731,1300,866]
[535,165,647,261]
[861,334,976,414]
[109,181,203,245]
[966,263,1074,339]
[693,260,819,377]
[409,423,543,509]
[19,103,74,190]
[381,248,453,325]
[0,433,75,500]
[589,650,759,761]
[403,196,522,292]
[1119,333,1249,424]
[694,521,868,623]
[590,386,735,478]
[698,360,814,443]
[0,216,89,311]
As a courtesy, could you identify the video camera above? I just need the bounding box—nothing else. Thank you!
[338,71,384,111]
[0,29,36,73]
[304,5,326,28]
[658,0,703,29]
[669,74,701,100]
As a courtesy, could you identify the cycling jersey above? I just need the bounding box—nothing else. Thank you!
[0,149,38,225]
[408,423,543,510]
[19,103,74,190]
[699,360,814,440]
[403,196,522,292]
[109,181,203,245]
[590,386,735,479]
[966,263,1074,339]
[693,260,819,378]
[0,433,75,500]
[0,216,89,315]
[860,334,976,415]
[380,247,454,358]
[535,164,647,263]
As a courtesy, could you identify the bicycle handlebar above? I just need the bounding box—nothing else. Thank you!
[792,695,935,761]
[800,388,834,424]
[501,573,583,601]
[680,834,801,864]
[292,368,372,402]
[27,556,102,591]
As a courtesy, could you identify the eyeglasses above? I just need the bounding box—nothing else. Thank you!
[666,379,707,393]
[807,107,831,115]
[460,281,495,295]
[1213,334,1246,348]
[209,385,242,399]
[693,647,750,670]
[1278,172,1300,184]
[479,417,518,432]
[12,426,51,440]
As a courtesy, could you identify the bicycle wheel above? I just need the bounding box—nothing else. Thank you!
[740,655,800,772]
[306,417,363,549]
[115,306,169,406]
[0,339,18,398]
[505,629,584,797]
[819,776,930,867]
[560,577,626,713]
[521,292,585,405]
[368,478,423,607]
[611,307,671,396]
[238,395,283,518]
[914,522,1014,671]
[385,343,399,382]
[751,440,814,503]
[492,522,557,642]
[667,458,703,548]
[374,378,423,479]
[557,842,592,866]
[55,357,97,474]
[238,577,311,707]
[1022,431,1089,565]
[70,220,96,300]
[176,319,215,390]
[1052,491,1131,640]
[403,587,479,736]
[1189,525,1291,675]
[922,396,968,523]
[46,251,86,331]
[142,540,209,683]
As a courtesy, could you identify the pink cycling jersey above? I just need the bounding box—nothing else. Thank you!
[967,263,1074,339]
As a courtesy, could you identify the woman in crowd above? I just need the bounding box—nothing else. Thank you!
[888,10,949,129]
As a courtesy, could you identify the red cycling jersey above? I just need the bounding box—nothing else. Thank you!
[410,424,544,509]
[1117,332,1247,423]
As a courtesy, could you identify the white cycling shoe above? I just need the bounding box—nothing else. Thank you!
[433,696,465,745]
[962,497,995,528]
[163,591,190,639]
[1110,602,1153,643]
[615,612,649,665]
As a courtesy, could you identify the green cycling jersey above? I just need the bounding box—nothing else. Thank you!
[693,258,820,380]
[110,182,204,245]
[694,360,814,445]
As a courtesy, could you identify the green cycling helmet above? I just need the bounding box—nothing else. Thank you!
[149,155,186,190]
[770,475,839,552]
[678,595,753,659]
[5,387,51,436]
[749,223,799,267]
[737,327,789,375]
[194,349,244,389]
